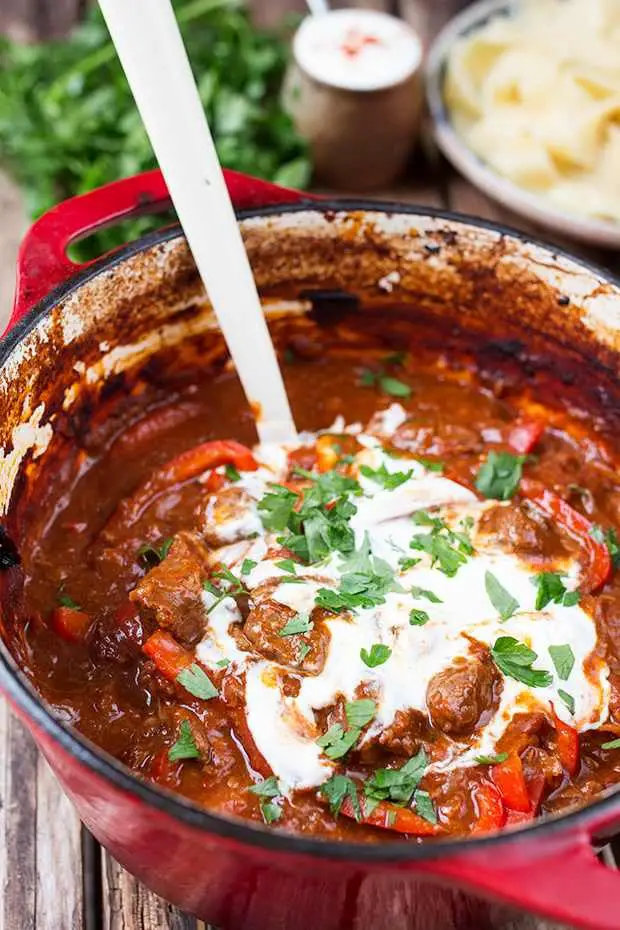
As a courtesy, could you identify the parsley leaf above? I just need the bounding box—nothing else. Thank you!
[216,658,230,668]
[297,642,311,663]
[531,572,580,610]
[399,556,421,571]
[417,457,444,473]
[278,614,313,637]
[258,484,298,532]
[225,463,241,482]
[275,558,297,574]
[474,752,508,765]
[549,644,575,681]
[364,749,427,805]
[602,738,620,750]
[409,608,430,626]
[315,535,400,612]
[360,644,392,667]
[558,689,575,714]
[240,558,257,575]
[345,699,376,729]
[491,636,552,688]
[591,525,620,569]
[360,463,413,490]
[409,510,472,577]
[414,790,437,824]
[484,571,519,621]
[316,724,360,760]
[168,719,201,762]
[476,451,526,500]
[249,776,281,798]
[378,375,411,398]
[176,663,218,700]
[320,774,360,819]
[260,801,282,823]
[57,589,81,610]
[410,585,442,603]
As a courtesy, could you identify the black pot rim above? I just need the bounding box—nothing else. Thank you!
[1,197,620,865]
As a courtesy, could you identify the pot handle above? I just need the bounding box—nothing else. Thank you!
[9,168,312,330]
[424,825,620,930]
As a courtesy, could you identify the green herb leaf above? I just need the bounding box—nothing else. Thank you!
[558,689,575,715]
[549,644,575,681]
[491,636,552,688]
[475,451,526,500]
[474,752,509,765]
[317,724,361,760]
[260,800,282,823]
[602,738,620,750]
[168,719,201,762]
[364,750,427,805]
[360,463,413,490]
[137,537,173,568]
[240,559,257,576]
[258,484,298,531]
[275,558,297,574]
[278,614,313,637]
[249,776,281,798]
[484,571,519,621]
[378,375,411,398]
[345,699,376,729]
[225,463,241,482]
[399,556,421,571]
[531,572,580,610]
[359,369,377,387]
[410,585,443,603]
[409,608,430,626]
[413,790,437,824]
[176,663,218,700]
[297,642,311,663]
[591,525,620,569]
[360,644,392,668]
[57,590,81,610]
[417,458,444,473]
[320,774,360,819]
[216,658,230,668]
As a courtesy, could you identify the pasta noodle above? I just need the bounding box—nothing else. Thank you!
[444,0,620,223]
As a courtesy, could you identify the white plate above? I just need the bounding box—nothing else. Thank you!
[425,0,620,249]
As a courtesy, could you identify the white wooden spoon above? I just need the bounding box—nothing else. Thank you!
[97,0,297,445]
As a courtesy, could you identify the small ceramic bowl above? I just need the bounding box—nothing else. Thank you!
[425,0,620,249]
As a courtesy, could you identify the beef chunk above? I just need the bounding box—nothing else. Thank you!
[393,419,482,457]
[90,604,146,665]
[427,648,501,736]
[130,532,209,646]
[243,597,330,674]
[377,709,432,757]
[477,502,566,560]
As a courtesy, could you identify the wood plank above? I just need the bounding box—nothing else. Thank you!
[35,753,84,930]
[101,854,199,930]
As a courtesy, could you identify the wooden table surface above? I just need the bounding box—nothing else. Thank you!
[1,148,620,930]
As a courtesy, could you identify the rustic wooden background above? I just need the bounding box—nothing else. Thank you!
[1,2,619,929]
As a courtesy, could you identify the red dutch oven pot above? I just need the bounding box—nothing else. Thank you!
[2,170,620,930]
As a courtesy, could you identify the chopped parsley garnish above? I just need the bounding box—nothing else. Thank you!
[399,556,421,571]
[413,790,437,825]
[249,776,283,823]
[316,724,360,760]
[491,636,552,688]
[345,699,376,729]
[409,511,471,577]
[215,658,230,668]
[203,567,248,613]
[359,462,413,490]
[360,644,392,668]
[484,571,519,621]
[275,558,297,574]
[549,644,575,681]
[297,641,311,663]
[558,689,575,715]
[258,484,298,532]
[531,572,580,610]
[137,536,173,568]
[409,608,430,626]
[176,663,218,700]
[591,525,620,569]
[169,720,201,763]
[474,752,508,765]
[364,749,427,806]
[410,585,442,603]
[475,451,526,500]
[602,738,620,750]
[224,463,241,482]
[320,774,360,819]
[360,368,412,397]
[57,589,82,610]
[278,614,313,637]
[416,457,444,474]
[240,558,257,576]
[315,535,401,612]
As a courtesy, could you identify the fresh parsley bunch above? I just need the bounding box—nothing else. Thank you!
[0,0,309,259]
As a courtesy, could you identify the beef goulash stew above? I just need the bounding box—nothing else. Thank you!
[4,307,620,843]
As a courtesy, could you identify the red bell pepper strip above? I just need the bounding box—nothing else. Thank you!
[504,773,545,827]
[551,705,580,776]
[103,439,257,537]
[142,629,194,680]
[204,470,226,493]
[470,781,506,834]
[491,753,531,812]
[51,606,91,643]
[340,797,444,836]
[507,420,545,455]
[520,480,611,593]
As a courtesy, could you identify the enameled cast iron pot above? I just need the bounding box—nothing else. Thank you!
[2,170,620,930]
